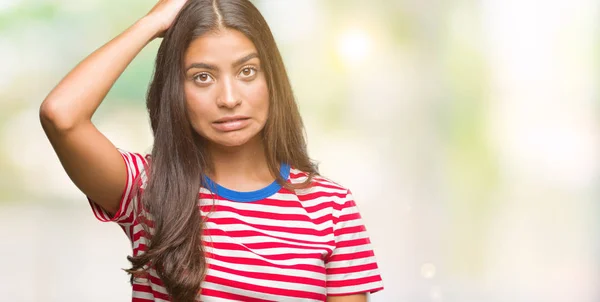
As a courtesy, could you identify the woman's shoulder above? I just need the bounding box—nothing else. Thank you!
[116,148,152,182]
[117,148,151,162]
[288,167,350,197]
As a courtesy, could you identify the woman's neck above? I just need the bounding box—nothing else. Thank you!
[206,136,274,192]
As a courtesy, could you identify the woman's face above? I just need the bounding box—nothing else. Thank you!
[183,28,269,148]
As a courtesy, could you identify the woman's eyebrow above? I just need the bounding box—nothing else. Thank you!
[232,53,259,67]
[186,62,218,72]
[185,53,259,72]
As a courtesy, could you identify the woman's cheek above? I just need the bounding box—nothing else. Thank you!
[185,93,213,128]
[246,78,269,107]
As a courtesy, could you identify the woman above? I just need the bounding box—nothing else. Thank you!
[39,0,383,301]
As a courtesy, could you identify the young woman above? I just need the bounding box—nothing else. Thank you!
[39,0,383,301]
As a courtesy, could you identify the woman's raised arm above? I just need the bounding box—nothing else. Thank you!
[39,0,188,215]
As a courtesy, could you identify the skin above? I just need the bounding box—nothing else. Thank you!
[327,295,367,302]
[183,28,274,192]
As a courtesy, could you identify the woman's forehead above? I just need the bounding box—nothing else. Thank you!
[184,29,258,66]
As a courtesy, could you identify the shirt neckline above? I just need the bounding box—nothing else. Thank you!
[203,163,291,202]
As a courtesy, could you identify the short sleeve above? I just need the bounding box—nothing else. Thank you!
[325,190,384,296]
[87,149,148,230]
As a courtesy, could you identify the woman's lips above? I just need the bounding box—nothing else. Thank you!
[212,118,250,132]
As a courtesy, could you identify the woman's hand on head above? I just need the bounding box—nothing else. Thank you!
[145,0,189,38]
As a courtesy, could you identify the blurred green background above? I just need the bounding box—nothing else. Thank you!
[0,0,598,301]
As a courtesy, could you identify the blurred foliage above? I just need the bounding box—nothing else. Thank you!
[1,1,598,301]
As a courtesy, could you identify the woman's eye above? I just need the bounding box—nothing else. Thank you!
[240,67,257,78]
[193,73,214,84]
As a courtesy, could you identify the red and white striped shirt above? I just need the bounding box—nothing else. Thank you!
[89,149,383,301]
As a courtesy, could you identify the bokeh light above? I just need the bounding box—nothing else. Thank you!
[0,0,598,301]
[337,29,371,64]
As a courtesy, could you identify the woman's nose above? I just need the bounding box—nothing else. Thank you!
[216,76,241,108]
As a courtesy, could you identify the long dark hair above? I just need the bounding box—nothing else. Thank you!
[126,0,317,301]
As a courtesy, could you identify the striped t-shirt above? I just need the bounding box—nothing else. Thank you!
[88,149,384,301]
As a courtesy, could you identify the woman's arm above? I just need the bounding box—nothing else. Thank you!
[39,0,187,215]
[327,294,367,302]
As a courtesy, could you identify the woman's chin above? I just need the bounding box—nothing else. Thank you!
[215,139,248,148]
[207,133,259,149]
[197,125,264,149]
